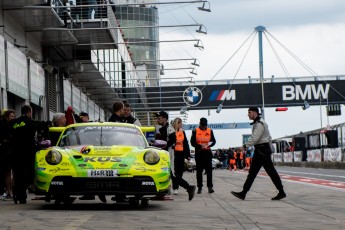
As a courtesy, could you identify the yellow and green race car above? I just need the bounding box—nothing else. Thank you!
[35,122,170,206]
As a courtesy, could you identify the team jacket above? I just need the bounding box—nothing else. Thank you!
[246,117,272,147]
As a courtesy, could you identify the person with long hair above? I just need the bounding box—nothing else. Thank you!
[167,117,196,201]
[0,109,15,201]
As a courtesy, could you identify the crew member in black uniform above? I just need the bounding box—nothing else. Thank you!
[108,101,125,122]
[191,117,216,194]
[123,102,141,126]
[10,105,37,204]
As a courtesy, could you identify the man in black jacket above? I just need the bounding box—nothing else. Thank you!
[108,101,124,122]
[154,111,174,151]
[123,103,141,126]
[10,105,37,204]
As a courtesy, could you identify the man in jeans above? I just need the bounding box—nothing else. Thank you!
[231,107,286,201]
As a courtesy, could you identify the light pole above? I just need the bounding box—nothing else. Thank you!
[255,25,266,119]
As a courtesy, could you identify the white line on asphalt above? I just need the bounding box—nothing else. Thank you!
[277,170,345,179]
[279,177,345,192]
[64,214,93,230]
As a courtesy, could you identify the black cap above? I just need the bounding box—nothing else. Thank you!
[200,117,208,126]
[248,107,261,115]
[79,112,89,117]
[155,111,168,119]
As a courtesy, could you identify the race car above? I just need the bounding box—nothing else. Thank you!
[35,122,171,206]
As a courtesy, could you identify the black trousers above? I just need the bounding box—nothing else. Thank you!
[11,149,34,202]
[236,158,243,169]
[243,143,284,193]
[12,164,30,202]
[195,150,213,188]
[171,153,189,190]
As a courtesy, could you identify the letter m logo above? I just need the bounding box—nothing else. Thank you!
[209,90,236,101]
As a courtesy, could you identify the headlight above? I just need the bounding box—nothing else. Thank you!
[144,150,160,165]
[45,149,62,165]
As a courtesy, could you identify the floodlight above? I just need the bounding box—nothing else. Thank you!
[216,104,223,113]
[302,101,310,110]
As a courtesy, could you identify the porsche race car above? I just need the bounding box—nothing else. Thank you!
[35,122,171,206]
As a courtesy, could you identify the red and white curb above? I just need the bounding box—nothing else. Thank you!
[259,172,345,190]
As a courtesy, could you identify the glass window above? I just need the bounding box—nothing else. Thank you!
[59,125,147,147]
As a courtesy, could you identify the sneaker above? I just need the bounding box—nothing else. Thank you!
[208,187,214,193]
[1,193,7,199]
[187,185,196,201]
[79,195,95,200]
[3,195,13,201]
[173,189,178,195]
[231,191,246,200]
[197,188,202,194]
[271,192,286,200]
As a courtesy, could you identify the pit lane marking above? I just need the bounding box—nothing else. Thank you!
[64,214,93,230]
[259,172,345,190]
[277,170,345,179]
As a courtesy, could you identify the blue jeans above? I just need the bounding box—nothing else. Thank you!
[88,0,97,19]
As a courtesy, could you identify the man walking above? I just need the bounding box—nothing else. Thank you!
[191,117,216,194]
[231,107,286,201]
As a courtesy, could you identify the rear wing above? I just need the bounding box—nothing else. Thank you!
[48,127,65,146]
[49,127,65,133]
[140,126,156,143]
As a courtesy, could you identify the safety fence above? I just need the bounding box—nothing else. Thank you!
[273,148,344,163]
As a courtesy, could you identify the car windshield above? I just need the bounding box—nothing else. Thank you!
[59,125,147,148]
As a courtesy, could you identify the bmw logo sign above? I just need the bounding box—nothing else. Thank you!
[183,86,203,106]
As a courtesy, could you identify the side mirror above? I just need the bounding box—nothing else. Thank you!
[39,140,51,149]
[152,140,167,149]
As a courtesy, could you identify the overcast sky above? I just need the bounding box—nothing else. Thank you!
[156,0,345,148]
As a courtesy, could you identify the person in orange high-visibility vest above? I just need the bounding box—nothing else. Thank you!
[191,117,216,194]
[244,146,252,170]
[167,118,196,201]
[228,148,236,171]
[236,149,244,170]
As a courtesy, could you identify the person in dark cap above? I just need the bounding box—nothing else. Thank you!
[155,111,169,120]
[191,117,216,194]
[154,111,173,149]
[79,112,89,123]
[231,107,286,201]
[154,111,175,198]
